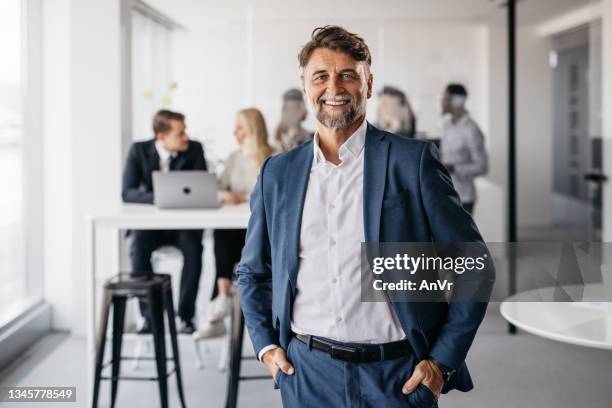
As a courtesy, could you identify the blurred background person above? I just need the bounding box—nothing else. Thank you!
[122,109,207,334]
[274,88,311,151]
[377,85,416,138]
[194,108,275,340]
[440,83,488,214]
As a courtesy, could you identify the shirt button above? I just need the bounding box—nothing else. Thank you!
[330,238,336,247]
[331,277,338,284]
[336,316,343,323]
[329,203,335,209]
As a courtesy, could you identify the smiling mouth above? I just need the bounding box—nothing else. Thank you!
[321,100,350,107]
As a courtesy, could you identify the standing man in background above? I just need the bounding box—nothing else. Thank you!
[440,83,488,214]
[122,109,207,334]
[237,26,493,407]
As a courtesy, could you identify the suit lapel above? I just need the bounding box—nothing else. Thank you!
[363,124,389,243]
[285,144,314,291]
[364,126,404,327]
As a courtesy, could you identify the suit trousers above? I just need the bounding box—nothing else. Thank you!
[129,229,204,322]
[275,337,439,408]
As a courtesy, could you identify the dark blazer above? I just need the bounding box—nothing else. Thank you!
[122,139,207,204]
[236,123,494,393]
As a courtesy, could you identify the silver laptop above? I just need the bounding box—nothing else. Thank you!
[153,171,220,209]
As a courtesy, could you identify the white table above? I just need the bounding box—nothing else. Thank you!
[500,284,612,350]
[85,203,250,405]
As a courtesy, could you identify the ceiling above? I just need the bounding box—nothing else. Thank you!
[145,0,597,29]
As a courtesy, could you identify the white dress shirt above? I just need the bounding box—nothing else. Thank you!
[258,119,405,361]
[155,141,177,173]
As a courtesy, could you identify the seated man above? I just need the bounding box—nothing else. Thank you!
[122,109,207,334]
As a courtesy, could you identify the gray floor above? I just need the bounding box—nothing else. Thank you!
[1,307,612,408]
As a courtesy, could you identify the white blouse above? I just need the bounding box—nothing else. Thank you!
[218,149,262,196]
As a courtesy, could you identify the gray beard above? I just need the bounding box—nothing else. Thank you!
[315,99,366,129]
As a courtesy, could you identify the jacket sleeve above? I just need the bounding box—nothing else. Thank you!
[418,142,495,370]
[235,157,277,356]
[454,123,488,179]
[192,142,208,171]
[122,144,154,204]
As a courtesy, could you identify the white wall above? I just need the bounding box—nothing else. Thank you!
[171,19,490,163]
[43,0,74,330]
[70,0,122,337]
[43,0,123,334]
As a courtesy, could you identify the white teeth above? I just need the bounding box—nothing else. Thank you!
[324,100,348,106]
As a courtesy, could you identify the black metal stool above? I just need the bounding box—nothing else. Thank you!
[225,295,270,408]
[92,273,187,408]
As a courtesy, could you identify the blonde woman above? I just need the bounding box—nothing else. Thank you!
[194,108,275,340]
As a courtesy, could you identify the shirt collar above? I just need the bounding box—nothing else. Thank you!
[155,140,177,162]
[312,118,367,164]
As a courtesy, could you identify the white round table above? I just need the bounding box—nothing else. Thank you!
[500,284,612,349]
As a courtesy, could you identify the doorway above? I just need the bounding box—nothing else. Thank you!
[551,24,603,241]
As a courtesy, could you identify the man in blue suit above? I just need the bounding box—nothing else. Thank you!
[237,26,493,407]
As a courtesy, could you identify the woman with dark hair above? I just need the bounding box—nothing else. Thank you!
[377,85,417,139]
[274,88,312,151]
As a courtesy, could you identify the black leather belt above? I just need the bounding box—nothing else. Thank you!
[295,334,412,363]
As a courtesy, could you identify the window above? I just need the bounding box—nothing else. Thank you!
[131,4,176,141]
[0,0,26,324]
[0,0,43,328]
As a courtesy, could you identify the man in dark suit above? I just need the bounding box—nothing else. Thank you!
[236,26,494,407]
[122,109,206,334]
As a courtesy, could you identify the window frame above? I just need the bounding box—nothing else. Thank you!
[0,0,48,369]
